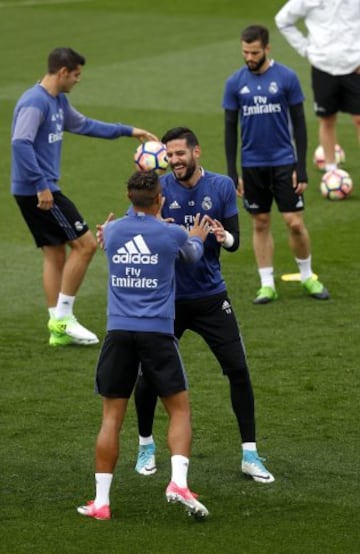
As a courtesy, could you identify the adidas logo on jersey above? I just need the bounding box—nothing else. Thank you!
[112,234,158,264]
[169,200,181,209]
[239,85,250,94]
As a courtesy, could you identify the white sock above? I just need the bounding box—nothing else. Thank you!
[139,435,154,446]
[295,255,313,282]
[55,293,75,319]
[94,473,113,508]
[242,442,257,452]
[325,163,337,172]
[48,307,56,319]
[171,455,189,489]
[259,267,275,288]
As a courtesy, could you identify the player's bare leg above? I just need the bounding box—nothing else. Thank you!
[161,391,209,519]
[61,231,97,296]
[319,114,337,170]
[283,212,329,300]
[78,397,128,520]
[350,113,360,145]
[42,244,66,308]
[47,231,99,345]
[252,213,277,304]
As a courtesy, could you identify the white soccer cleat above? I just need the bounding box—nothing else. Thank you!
[241,450,275,483]
[48,316,99,345]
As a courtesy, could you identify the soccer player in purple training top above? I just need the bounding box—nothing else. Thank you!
[222,25,329,304]
[77,170,210,520]
[11,47,158,346]
[133,127,275,484]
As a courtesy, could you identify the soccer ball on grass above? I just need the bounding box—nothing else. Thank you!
[320,169,353,200]
[134,141,168,173]
[313,144,345,171]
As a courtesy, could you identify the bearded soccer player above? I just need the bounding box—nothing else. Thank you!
[222,25,329,304]
[133,127,275,484]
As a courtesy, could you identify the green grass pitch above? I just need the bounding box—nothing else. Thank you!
[1,1,359,553]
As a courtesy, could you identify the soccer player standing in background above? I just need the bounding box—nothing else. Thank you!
[222,25,329,304]
[133,127,275,484]
[78,170,209,520]
[11,47,158,346]
[275,0,360,172]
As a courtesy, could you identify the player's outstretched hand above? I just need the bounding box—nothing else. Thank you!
[209,218,227,244]
[96,212,115,249]
[189,213,211,242]
[132,128,159,142]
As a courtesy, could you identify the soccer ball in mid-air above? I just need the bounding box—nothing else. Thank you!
[134,141,168,173]
[313,144,345,171]
[320,169,353,200]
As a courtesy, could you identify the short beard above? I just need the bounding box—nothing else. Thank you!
[172,161,197,182]
[247,54,267,73]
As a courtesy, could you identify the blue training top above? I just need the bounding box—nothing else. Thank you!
[160,169,238,300]
[222,60,304,167]
[104,212,204,334]
[11,83,133,195]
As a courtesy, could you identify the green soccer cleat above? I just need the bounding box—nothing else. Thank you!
[49,332,76,347]
[48,316,99,345]
[253,286,278,305]
[302,277,329,300]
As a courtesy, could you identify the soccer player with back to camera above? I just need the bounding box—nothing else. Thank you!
[78,170,210,520]
[222,25,329,304]
[275,0,360,172]
[131,127,275,483]
[11,47,158,347]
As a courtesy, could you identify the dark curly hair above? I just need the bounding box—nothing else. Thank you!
[127,170,161,208]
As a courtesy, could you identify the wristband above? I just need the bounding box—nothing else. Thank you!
[222,231,234,248]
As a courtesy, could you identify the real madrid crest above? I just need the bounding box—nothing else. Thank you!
[201,196,212,211]
[269,81,278,94]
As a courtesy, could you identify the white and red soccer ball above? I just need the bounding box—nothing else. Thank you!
[320,169,353,200]
[313,144,345,171]
[134,141,168,174]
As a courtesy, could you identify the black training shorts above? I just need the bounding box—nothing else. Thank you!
[96,330,188,398]
[242,164,304,214]
[174,292,249,375]
[14,191,89,247]
[311,66,360,117]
